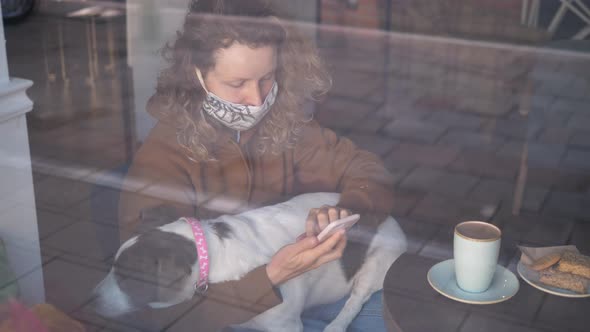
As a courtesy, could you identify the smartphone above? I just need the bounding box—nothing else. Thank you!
[316,214,360,242]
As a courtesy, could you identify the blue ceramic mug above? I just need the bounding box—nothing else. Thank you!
[454,221,501,293]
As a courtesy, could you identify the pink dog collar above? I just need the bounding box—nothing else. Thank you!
[185,217,209,293]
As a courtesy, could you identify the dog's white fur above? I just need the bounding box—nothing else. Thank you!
[95,193,406,331]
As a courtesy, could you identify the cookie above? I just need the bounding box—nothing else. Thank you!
[539,268,588,294]
[528,252,562,271]
[556,251,590,279]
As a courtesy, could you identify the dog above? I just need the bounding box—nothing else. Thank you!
[93,192,406,331]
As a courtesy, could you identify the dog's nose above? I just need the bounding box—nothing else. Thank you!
[91,292,129,318]
[89,297,109,317]
[89,287,115,318]
[88,291,106,315]
[91,274,133,318]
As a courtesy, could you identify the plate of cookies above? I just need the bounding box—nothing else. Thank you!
[517,245,590,298]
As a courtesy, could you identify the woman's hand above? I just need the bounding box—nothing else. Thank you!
[265,230,347,285]
[305,205,351,237]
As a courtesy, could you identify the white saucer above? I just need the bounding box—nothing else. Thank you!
[517,261,590,298]
[427,259,519,305]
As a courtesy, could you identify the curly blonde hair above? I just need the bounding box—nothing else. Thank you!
[153,0,331,161]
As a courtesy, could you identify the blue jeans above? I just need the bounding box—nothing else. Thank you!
[231,290,385,332]
[301,290,386,332]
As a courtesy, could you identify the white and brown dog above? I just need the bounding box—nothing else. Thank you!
[93,192,406,331]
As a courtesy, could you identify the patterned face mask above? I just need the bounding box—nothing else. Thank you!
[196,68,278,131]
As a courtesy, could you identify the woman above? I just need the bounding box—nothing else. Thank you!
[118,0,395,330]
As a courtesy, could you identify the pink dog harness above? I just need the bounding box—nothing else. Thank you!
[185,217,209,294]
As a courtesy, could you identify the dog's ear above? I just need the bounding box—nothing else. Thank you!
[114,229,197,307]
[152,230,197,304]
[112,241,160,307]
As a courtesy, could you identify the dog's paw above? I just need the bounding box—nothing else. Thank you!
[323,323,346,332]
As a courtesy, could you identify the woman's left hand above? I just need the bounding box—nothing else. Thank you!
[305,205,351,237]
